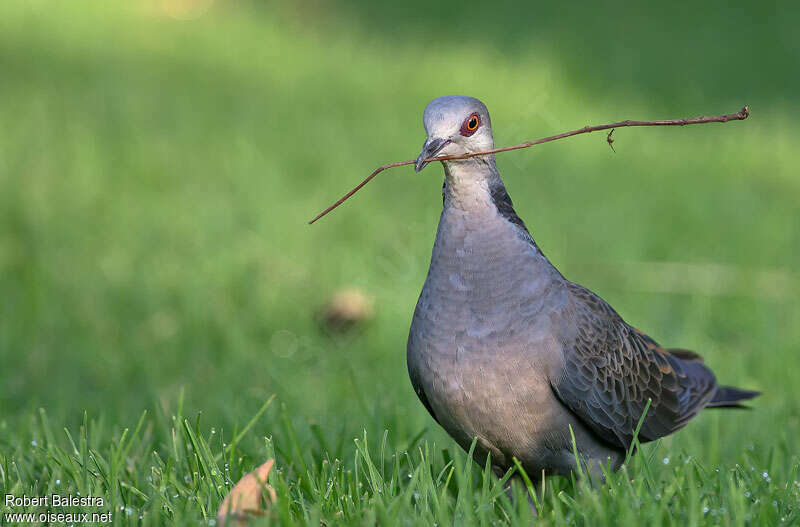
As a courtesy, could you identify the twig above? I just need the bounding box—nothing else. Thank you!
[308,106,749,224]
[607,129,616,153]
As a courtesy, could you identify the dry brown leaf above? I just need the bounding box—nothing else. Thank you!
[216,459,276,527]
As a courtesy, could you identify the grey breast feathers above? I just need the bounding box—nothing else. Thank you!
[551,281,718,449]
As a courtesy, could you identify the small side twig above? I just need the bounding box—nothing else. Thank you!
[309,106,749,224]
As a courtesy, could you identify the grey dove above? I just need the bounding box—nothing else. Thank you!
[406,95,759,481]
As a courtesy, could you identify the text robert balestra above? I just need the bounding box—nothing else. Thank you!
[5,494,106,507]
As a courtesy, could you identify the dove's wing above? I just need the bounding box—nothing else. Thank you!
[551,281,718,449]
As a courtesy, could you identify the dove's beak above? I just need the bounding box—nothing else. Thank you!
[414,137,451,173]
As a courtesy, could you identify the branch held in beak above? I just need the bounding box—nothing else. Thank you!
[308,106,749,224]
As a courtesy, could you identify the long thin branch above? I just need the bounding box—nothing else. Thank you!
[309,105,749,224]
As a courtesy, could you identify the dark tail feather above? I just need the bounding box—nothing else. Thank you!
[706,386,761,408]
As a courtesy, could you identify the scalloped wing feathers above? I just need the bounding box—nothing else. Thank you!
[552,282,718,449]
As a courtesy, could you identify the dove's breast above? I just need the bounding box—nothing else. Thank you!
[408,201,576,470]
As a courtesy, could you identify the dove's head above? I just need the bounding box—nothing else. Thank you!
[415,96,494,172]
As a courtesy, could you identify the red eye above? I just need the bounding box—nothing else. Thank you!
[460,113,480,136]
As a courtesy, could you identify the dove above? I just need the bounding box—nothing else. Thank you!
[406,95,759,482]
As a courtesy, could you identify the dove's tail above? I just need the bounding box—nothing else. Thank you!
[707,386,761,408]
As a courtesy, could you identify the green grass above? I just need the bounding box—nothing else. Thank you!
[3,400,800,526]
[0,0,798,524]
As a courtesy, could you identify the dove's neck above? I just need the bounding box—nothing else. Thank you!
[441,158,499,213]
[441,157,535,244]
[428,158,563,296]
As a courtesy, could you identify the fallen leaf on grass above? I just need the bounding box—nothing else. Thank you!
[217,459,277,527]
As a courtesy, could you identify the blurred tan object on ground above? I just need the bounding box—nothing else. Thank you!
[318,287,375,332]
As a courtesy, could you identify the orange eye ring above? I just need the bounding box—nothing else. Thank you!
[460,113,481,136]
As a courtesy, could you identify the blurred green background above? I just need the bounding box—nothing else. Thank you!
[0,0,797,469]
